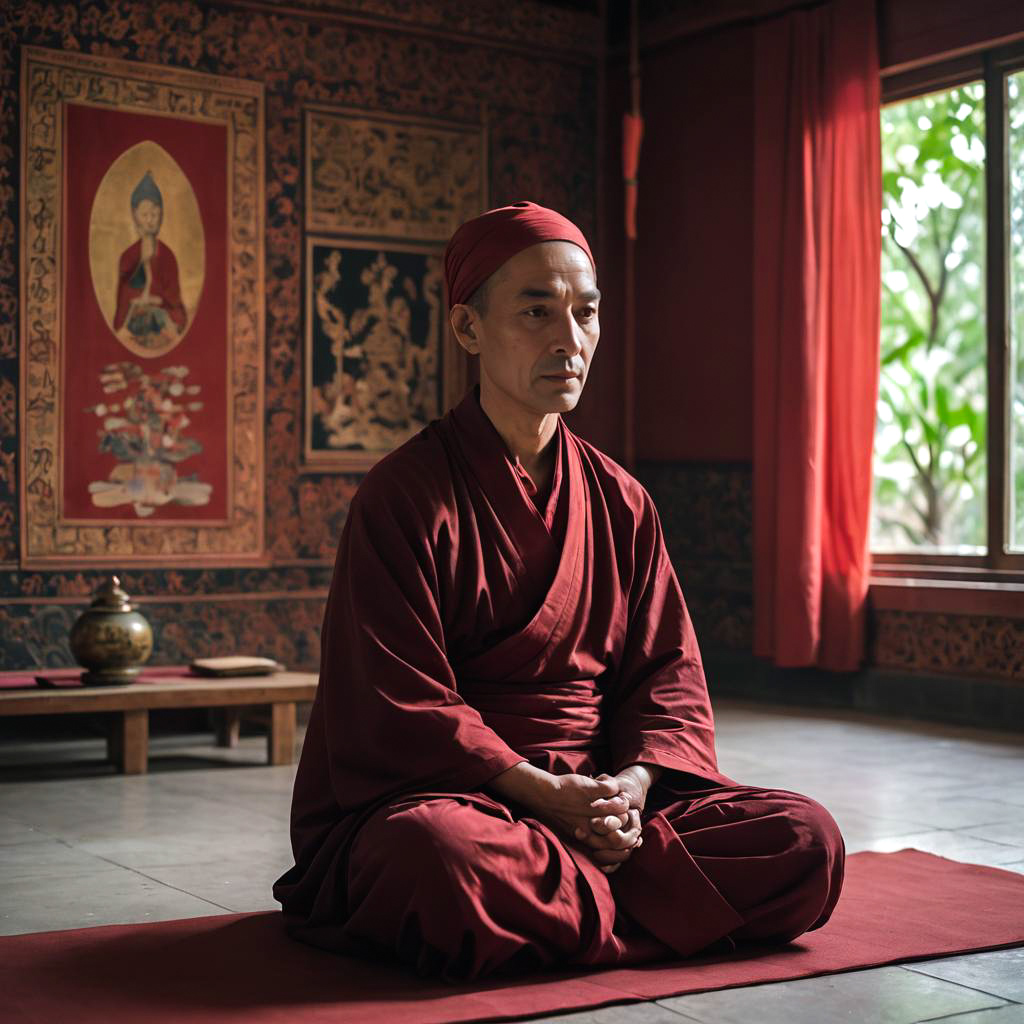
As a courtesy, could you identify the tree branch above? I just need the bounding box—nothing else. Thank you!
[887,223,938,309]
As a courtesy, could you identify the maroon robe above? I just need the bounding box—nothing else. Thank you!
[114,238,187,335]
[274,385,844,979]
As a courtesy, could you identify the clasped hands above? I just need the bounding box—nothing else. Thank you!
[491,762,660,874]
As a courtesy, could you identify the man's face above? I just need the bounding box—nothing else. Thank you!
[132,199,162,236]
[454,240,600,416]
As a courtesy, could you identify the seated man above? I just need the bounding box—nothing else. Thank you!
[274,201,844,981]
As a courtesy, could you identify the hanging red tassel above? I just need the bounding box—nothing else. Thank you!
[622,111,644,240]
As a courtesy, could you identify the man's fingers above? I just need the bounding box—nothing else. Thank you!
[589,813,628,835]
[602,825,641,850]
[578,774,620,795]
[589,795,629,816]
[576,824,643,852]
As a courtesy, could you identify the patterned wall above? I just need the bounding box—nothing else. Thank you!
[638,462,753,654]
[0,0,599,669]
[871,611,1024,682]
[644,463,1024,685]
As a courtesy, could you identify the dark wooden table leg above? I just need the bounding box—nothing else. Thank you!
[106,714,123,767]
[269,702,296,765]
[121,709,149,774]
[216,707,242,748]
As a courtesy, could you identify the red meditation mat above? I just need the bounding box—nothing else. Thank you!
[2,850,1023,1024]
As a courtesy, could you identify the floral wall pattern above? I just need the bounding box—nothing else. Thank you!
[5,2,1013,692]
[0,0,599,669]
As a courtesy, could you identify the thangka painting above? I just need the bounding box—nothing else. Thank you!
[304,238,446,471]
[302,106,487,469]
[304,106,487,243]
[19,47,265,567]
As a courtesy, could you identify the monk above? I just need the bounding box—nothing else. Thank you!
[274,201,845,981]
[113,170,187,350]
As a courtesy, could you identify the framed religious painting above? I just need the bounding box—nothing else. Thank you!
[301,106,487,470]
[303,105,488,243]
[19,47,266,567]
[304,236,457,472]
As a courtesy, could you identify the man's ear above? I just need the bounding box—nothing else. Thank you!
[450,304,481,355]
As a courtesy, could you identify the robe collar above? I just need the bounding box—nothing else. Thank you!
[450,384,565,532]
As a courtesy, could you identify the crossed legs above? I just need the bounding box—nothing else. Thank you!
[343,780,845,979]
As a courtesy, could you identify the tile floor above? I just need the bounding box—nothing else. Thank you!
[1,699,1022,1023]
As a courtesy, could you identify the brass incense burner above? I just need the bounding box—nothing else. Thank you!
[69,576,153,686]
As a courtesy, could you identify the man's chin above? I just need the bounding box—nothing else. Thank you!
[536,377,583,406]
[534,391,581,415]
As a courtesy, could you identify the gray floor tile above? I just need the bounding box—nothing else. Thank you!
[0,866,231,936]
[827,806,937,844]
[0,837,123,879]
[71,825,292,869]
[656,966,1009,1023]
[139,854,291,913]
[528,1003,697,1023]
[0,814,47,845]
[902,947,1024,1002]
[921,1008,1024,1023]
[951,783,1024,809]
[859,830,1023,867]
[867,796,1022,832]
[958,820,1024,847]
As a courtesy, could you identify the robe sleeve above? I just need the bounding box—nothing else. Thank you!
[114,243,141,331]
[318,469,526,810]
[153,243,187,331]
[606,489,720,780]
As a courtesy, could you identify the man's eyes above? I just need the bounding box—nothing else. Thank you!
[522,306,598,319]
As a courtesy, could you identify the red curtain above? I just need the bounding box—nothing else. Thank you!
[752,0,881,671]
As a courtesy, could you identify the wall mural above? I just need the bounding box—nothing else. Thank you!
[303,107,485,470]
[305,106,487,242]
[0,6,1010,683]
[305,238,443,470]
[0,0,599,669]
[19,46,265,566]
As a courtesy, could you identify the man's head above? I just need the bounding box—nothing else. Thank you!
[131,171,164,237]
[445,202,599,417]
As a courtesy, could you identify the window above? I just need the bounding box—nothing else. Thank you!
[872,45,1024,576]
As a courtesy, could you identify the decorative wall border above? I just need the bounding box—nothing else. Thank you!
[303,104,488,241]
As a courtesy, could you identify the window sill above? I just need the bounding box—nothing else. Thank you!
[869,576,1024,618]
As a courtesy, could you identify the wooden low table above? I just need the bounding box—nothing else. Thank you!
[0,671,319,774]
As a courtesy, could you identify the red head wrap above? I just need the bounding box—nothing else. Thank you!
[444,201,595,309]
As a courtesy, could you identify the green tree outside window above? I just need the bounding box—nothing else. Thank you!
[873,83,987,552]
[1009,70,1024,550]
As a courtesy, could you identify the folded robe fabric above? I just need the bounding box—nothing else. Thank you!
[274,384,731,964]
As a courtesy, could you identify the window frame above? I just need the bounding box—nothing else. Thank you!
[872,39,1024,597]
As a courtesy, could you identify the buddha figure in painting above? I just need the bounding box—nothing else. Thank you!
[275,201,846,980]
[114,170,187,351]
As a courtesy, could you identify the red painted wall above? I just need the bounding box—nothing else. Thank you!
[631,26,755,462]
[612,0,1024,467]
[567,62,628,462]
[879,0,1024,72]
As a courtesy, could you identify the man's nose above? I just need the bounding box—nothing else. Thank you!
[551,310,584,357]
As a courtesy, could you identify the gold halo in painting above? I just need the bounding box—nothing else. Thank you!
[89,141,205,358]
